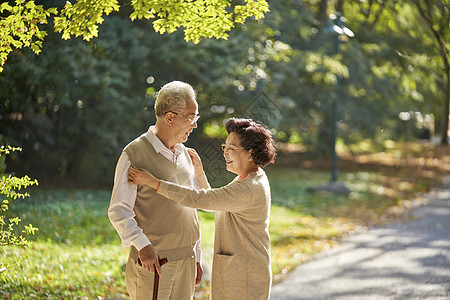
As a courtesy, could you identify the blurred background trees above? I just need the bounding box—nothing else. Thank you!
[1,0,448,187]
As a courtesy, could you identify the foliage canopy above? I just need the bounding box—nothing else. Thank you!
[0,0,269,71]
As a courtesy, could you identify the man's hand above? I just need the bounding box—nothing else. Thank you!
[195,262,203,285]
[138,244,162,275]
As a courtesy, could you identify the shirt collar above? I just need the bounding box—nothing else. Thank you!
[145,126,183,156]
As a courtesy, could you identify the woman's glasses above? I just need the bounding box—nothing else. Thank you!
[221,144,247,152]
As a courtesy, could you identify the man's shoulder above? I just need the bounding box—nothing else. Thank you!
[124,133,147,151]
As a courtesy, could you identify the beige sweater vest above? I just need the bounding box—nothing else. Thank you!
[124,134,200,262]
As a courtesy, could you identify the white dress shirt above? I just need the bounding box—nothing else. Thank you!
[108,126,202,262]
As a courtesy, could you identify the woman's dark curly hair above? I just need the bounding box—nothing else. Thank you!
[225,118,276,167]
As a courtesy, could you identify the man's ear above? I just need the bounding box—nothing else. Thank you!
[164,112,174,126]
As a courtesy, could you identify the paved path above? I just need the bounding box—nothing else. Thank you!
[270,177,450,300]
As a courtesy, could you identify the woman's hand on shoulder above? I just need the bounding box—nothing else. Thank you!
[187,148,204,177]
[128,165,159,189]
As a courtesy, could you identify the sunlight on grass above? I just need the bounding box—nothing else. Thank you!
[1,190,128,299]
[1,243,128,298]
[269,205,357,282]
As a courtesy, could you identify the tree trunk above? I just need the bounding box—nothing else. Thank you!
[415,0,449,145]
[319,0,328,23]
[336,0,344,14]
[441,65,450,144]
[436,26,450,145]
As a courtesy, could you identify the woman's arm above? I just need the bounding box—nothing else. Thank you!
[157,179,252,212]
[127,165,253,212]
[128,165,160,190]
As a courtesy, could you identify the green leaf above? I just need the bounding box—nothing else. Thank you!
[47,7,58,15]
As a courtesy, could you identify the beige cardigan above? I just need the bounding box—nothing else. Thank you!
[158,168,272,300]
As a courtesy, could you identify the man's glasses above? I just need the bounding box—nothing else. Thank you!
[221,144,247,152]
[168,111,200,124]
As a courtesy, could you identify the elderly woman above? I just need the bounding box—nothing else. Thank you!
[128,118,276,300]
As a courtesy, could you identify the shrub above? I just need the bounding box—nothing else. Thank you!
[0,145,39,274]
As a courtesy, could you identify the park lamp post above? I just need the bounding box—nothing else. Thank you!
[325,12,354,183]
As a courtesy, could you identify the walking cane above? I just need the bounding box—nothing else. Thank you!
[153,257,168,300]
[137,257,168,300]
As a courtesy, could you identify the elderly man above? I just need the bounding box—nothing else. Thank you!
[108,81,205,299]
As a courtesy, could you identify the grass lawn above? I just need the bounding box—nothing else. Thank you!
[1,142,447,299]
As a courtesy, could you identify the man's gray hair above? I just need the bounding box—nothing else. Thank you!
[154,81,196,118]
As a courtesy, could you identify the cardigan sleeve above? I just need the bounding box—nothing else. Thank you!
[157,179,253,212]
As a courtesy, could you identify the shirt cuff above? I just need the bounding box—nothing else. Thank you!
[195,244,202,263]
[133,234,151,251]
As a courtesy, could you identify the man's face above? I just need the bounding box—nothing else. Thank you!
[171,98,199,144]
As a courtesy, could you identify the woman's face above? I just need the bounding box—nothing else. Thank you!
[223,132,254,176]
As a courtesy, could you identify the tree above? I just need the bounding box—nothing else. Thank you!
[413,0,450,144]
[335,0,449,145]
[0,0,269,72]
[0,15,157,184]
[341,0,449,144]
